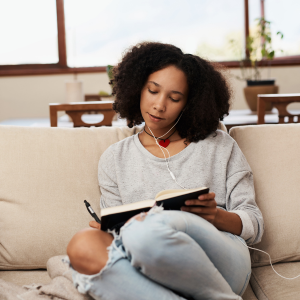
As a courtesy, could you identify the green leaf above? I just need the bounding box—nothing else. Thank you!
[106,65,114,81]
[277,31,284,39]
[268,51,275,60]
[99,90,110,96]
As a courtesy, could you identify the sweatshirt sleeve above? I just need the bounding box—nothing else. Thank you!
[98,146,123,209]
[225,141,264,245]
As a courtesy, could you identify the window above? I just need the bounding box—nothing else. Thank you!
[264,0,300,57]
[0,0,299,76]
[0,0,58,65]
[249,0,300,60]
[64,0,244,67]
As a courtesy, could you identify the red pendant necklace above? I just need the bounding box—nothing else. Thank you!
[143,128,176,148]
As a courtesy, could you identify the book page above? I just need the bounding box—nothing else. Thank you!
[155,189,184,199]
[101,199,155,217]
[155,187,208,201]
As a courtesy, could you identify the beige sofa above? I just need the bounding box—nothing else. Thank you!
[0,123,300,300]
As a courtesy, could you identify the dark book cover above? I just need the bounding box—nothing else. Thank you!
[101,187,209,232]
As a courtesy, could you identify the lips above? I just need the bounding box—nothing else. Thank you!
[148,113,164,120]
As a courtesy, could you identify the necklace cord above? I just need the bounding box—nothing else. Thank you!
[144,127,176,141]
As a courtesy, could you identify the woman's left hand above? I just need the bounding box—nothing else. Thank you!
[181,192,218,225]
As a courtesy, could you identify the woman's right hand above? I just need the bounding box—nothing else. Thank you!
[89,220,101,230]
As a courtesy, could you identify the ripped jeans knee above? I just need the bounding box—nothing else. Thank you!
[64,231,126,295]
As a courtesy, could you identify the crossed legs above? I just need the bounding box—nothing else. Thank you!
[66,210,250,300]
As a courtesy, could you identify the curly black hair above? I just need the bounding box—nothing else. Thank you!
[111,42,232,142]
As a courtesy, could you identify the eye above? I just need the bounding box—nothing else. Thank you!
[170,97,180,103]
[148,88,157,94]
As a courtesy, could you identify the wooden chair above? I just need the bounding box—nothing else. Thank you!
[49,101,116,127]
[257,93,300,124]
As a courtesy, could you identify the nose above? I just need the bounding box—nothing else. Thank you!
[153,94,166,113]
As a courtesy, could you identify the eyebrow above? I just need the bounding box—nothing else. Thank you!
[148,81,184,96]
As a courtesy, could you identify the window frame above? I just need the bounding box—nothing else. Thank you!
[0,0,299,77]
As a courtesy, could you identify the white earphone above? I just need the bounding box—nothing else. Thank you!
[146,110,187,189]
[235,236,300,280]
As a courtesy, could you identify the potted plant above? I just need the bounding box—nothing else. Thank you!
[230,17,284,111]
[106,65,114,94]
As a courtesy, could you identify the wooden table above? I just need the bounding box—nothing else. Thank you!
[2,109,300,130]
[0,115,128,128]
[257,93,300,124]
[49,101,116,127]
[223,109,300,131]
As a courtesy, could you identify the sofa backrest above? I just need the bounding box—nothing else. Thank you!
[0,125,142,270]
[230,124,300,267]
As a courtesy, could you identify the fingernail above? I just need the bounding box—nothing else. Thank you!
[185,201,189,205]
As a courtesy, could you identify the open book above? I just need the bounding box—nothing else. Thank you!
[101,187,209,231]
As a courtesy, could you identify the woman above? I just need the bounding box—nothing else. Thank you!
[66,42,264,300]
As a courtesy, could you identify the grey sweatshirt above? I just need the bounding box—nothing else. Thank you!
[98,129,264,245]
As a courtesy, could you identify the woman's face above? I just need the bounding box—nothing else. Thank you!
[140,65,188,133]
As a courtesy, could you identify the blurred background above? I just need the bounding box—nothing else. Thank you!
[0,0,299,125]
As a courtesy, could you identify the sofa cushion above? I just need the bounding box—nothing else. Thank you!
[0,125,142,270]
[250,262,300,300]
[243,283,259,300]
[0,270,50,286]
[230,124,300,267]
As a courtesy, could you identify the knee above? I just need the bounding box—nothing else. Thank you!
[67,229,87,263]
[67,228,112,275]
[122,216,171,264]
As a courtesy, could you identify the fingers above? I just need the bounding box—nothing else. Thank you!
[183,192,216,207]
[89,220,101,230]
[184,199,215,207]
[181,206,217,215]
[198,192,215,201]
[181,206,218,223]
[180,192,217,224]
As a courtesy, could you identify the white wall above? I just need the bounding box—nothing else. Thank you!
[0,73,111,122]
[0,66,299,122]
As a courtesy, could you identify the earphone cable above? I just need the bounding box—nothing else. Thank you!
[154,111,184,139]
[235,236,300,280]
[147,111,187,189]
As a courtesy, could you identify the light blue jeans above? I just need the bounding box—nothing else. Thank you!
[67,209,251,300]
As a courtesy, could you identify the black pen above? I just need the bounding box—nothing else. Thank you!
[84,200,101,224]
